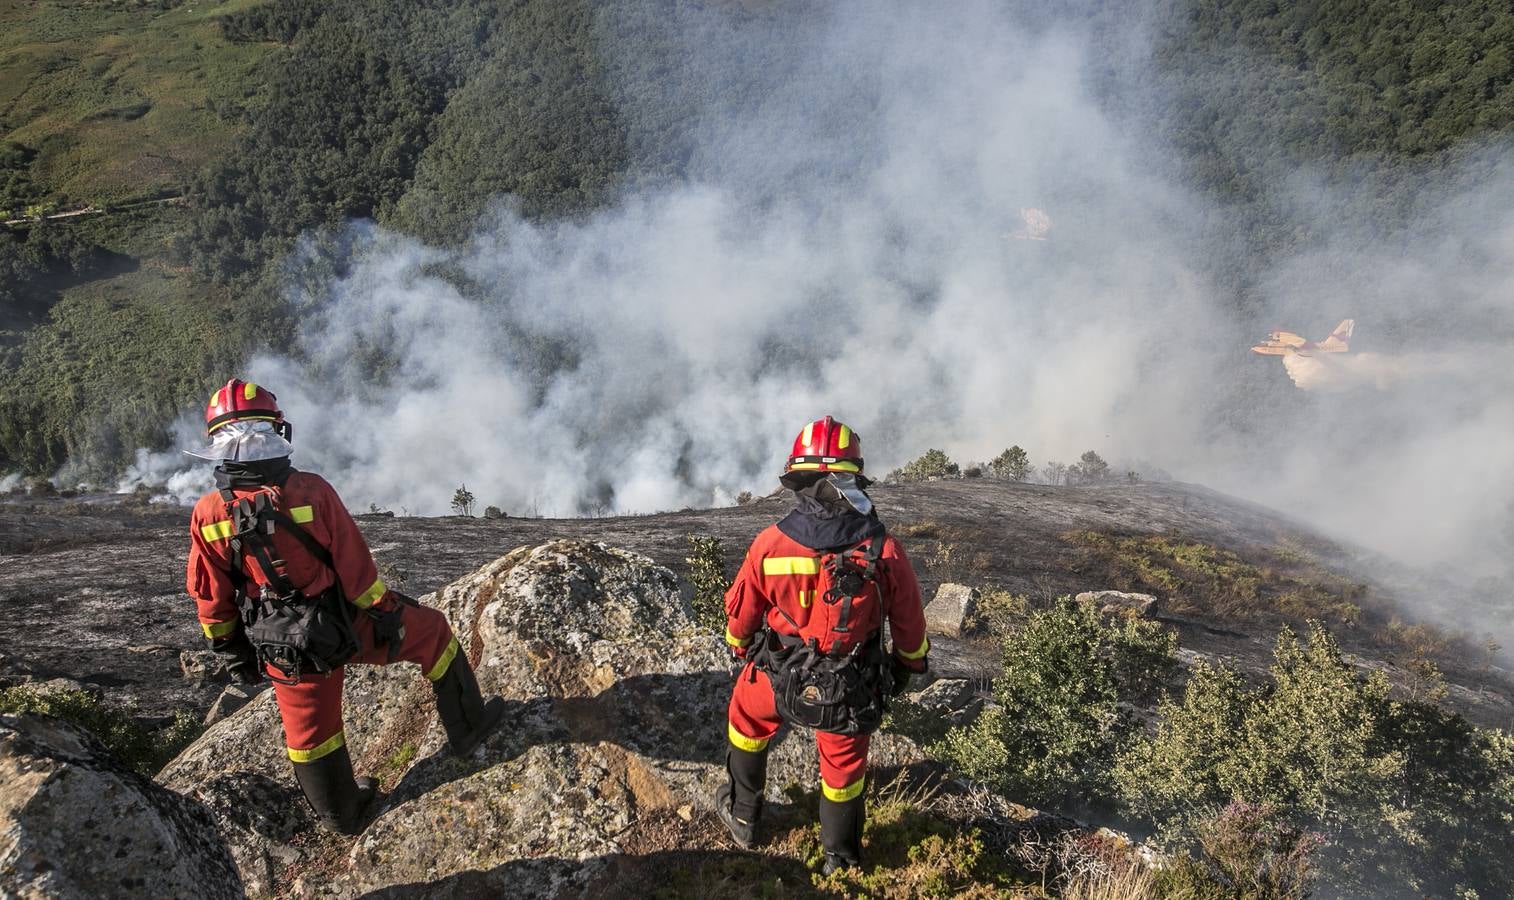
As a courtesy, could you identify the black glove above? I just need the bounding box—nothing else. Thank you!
[890,657,919,697]
[367,604,407,662]
[212,631,263,684]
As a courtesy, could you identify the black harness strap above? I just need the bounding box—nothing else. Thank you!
[822,531,887,636]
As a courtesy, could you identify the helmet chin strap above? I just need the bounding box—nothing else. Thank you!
[827,473,873,516]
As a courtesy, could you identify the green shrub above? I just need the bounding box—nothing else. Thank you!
[890,449,961,483]
[933,596,1175,808]
[683,534,729,633]
[1119,622,1514,895]
[0,686,203,775]
[1069,450,1109,485]
[988,446,1032,482]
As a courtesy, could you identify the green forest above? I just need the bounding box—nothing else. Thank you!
[4,0,1514,475]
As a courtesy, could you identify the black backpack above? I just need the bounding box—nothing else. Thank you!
[218,487,359,685]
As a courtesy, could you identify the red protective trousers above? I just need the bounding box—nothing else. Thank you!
[273,602,457,762]
[728,663,869,800]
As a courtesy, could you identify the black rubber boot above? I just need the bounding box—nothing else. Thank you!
[290,744,377,836]
[716,744,767,849]
[819,791,866,874]
[431,650,506,756]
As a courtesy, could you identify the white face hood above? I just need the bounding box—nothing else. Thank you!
[184,420,293,462]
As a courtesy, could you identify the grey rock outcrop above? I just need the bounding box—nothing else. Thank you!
[0,713,242,900]
[923,583,979,637]
[1075,590,1159,618]
[160,540,924,897]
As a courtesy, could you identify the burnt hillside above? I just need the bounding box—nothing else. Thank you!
[1,478,1508,729]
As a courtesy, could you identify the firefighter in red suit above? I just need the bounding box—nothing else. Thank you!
[185,379,504,834]
[717,416,930,872]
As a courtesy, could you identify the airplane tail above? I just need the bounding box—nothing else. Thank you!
[1317,319,1354,352]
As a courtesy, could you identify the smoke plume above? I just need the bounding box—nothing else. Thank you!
[128,2,1513,617]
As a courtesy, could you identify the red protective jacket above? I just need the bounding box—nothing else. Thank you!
[186,471,390,640]
[723,525,930,669]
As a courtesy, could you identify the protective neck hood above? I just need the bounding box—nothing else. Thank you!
[776,474,884,552]
[186,420,294,462]
[215,456,294,488]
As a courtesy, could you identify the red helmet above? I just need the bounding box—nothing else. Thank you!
[205,379,284,435]
[784,415,863,475]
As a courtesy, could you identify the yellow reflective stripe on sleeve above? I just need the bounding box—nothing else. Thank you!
[351,578,386,609]
[200,619,238,639]
[725,629,753,648]
[897,634,931,660]
[762,556,820,576]
[200,520,234,543]
[426,637,459,682]
[785,460,861,473]
[728,723,770,753]
[288,731,345,763]
[289,505,314,524]
[821,775,866,802]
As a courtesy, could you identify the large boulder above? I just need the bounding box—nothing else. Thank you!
[923,583,979,637]
[161,540,924,897]
[1074,590,1159,618]
[0,713,242,900]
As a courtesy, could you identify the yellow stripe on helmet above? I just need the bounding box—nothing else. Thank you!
[242,382,259,401]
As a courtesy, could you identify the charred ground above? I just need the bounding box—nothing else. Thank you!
[1,478,1508,731]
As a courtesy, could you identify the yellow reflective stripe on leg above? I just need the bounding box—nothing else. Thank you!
[821,775,866,802]
[201,619,238,639]
[289,505,314,524]
[288,730,345,762]
[725,629,752,648]
[351,578,386,609]
[897,634,930,661]
[728,723,770,753]
[426,637,459,682]
[762,556,820,576]
[200,520,233,542]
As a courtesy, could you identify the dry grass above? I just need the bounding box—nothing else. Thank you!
[1060,865,1156,900]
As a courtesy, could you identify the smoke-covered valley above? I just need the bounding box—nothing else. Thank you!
[119,2,1512,622]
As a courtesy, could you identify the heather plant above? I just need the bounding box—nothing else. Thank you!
[1119,622,1514,896]
[933,596,1175,808]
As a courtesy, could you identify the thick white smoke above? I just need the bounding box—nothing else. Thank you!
[127,1,1513,610]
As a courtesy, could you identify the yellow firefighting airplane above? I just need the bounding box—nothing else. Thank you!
[1250,319,1354,357]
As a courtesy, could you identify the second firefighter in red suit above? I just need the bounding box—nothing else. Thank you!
[718,416,930,873]
[184,379,505,834]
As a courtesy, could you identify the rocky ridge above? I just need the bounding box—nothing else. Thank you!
[157,540,933,897]
[0,713,242,900]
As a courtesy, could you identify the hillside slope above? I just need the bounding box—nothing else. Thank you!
[1,478,1507,728]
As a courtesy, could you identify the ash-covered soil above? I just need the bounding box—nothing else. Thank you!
[1,479,1509,729]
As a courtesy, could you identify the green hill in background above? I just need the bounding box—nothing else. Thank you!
[4,0,1514,479]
